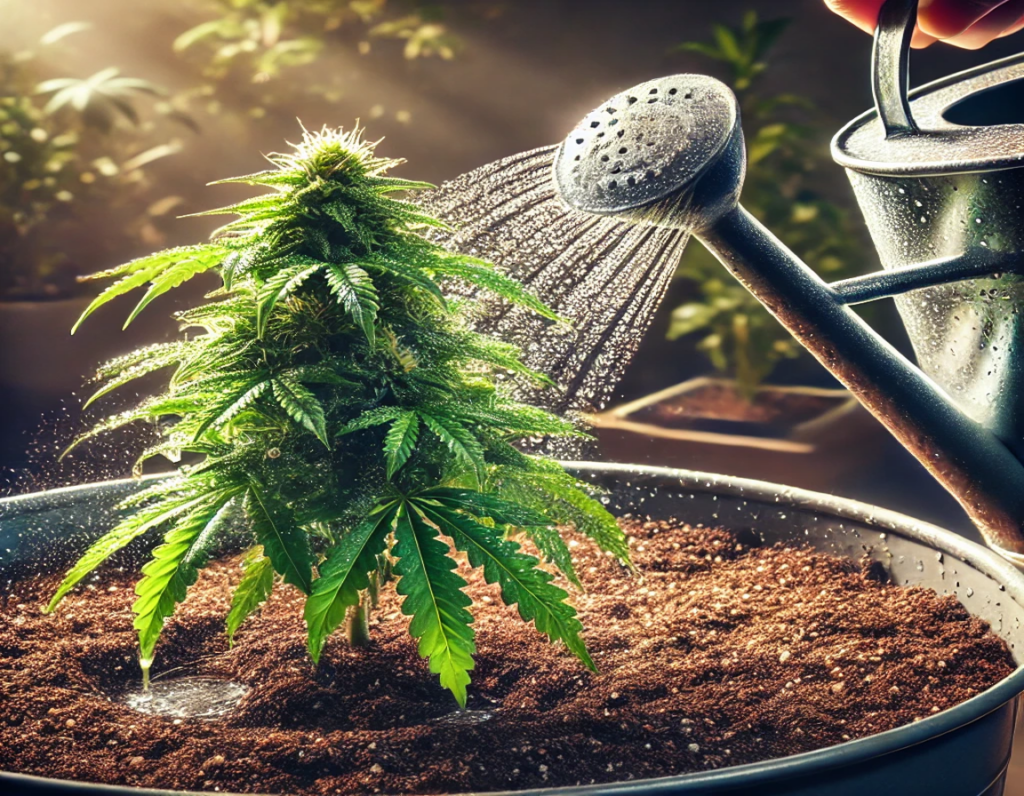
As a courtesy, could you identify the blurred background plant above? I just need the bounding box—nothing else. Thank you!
[0,22,193,301]
[666,11,870,398]
[172,0,464,113]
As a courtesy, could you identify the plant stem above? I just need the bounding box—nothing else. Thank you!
[346,600,372,648]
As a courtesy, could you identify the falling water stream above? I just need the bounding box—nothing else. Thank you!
[418,146,689,415]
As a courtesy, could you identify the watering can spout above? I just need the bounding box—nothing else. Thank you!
[551,0,1024,563]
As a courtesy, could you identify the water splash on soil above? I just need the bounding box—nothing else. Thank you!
[123,675,249,720]
[431,709,495,727]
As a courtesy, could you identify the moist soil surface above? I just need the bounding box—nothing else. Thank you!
[636,382,843,430]
[0,518,1015,795]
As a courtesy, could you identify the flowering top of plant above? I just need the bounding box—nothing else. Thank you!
[46,126,629,706]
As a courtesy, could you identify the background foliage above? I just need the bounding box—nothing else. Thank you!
[0,23,191,299]
[667,12,870,397]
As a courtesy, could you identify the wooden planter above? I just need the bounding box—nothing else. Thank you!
[590,376,887,493]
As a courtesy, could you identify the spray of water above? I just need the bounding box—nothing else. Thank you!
[417,145,689,415]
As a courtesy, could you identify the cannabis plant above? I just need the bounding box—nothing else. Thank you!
[668,11,868,397]
[45,126,628,706]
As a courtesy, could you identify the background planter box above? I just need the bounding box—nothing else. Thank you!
[591,377,888,493]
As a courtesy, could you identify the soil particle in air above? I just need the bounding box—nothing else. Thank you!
[0,518,1014,795]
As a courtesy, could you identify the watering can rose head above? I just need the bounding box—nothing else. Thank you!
[554,74,745,232]
[48,125,631,707]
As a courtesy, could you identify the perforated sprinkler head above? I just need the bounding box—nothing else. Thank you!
[553,75,745,231]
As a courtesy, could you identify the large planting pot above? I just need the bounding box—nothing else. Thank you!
[2,462,1024,795]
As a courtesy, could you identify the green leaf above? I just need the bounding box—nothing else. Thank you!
[712,24,743,63]
[368,257,446,307]
[419,501,594,671]
[384,412,420,478]
[304,503,398,661]
[226,549,276,645]
[173,19,238,52]
[419,412,485,482]
[393,503,475,707]
[133,497,237,662]
[325,263,379,345]
[192,378,272,441]
[271,379,329,446]
[336,406,403,437]
[245,486,314,594]
[123,250,225,329]
[255,260,324,338]
[451,403,583,440]
[526,524,582,590]
[494,465,631,567]
[434,256,561,322]
[670,41,726,60]
[420,486,584,586]
[420,487,549,527]
[84,341,190,409]
[72,246,225,333]
[47,484,238,613]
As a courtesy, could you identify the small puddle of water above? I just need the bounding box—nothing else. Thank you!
[431,709,495,727]
[123,675,249,720]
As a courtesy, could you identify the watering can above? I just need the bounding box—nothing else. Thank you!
[546,0,1024,566]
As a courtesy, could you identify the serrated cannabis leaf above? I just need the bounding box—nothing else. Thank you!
[134,496,239,661]
[304,503,397,662]
[419,412,485,483]
[325,262,379,345]
[226,550,276,645]
[384,412,420,478]
[394,503,475,707]
[419,500,594,670]
[271,378,329,446]
[245,486,313,594]
[47,484,239,613]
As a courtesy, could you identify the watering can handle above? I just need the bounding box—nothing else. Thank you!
[873,0,919,137]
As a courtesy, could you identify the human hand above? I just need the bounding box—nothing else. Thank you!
[825,0,1024,48]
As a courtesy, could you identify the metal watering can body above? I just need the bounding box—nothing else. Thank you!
[836,53,1024,461]
[551,0,1024,563]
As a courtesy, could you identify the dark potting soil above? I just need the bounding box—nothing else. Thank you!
[635,382,843,429]
[0,519,1015,795]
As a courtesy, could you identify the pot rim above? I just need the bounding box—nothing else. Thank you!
[3,463,1024,796]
